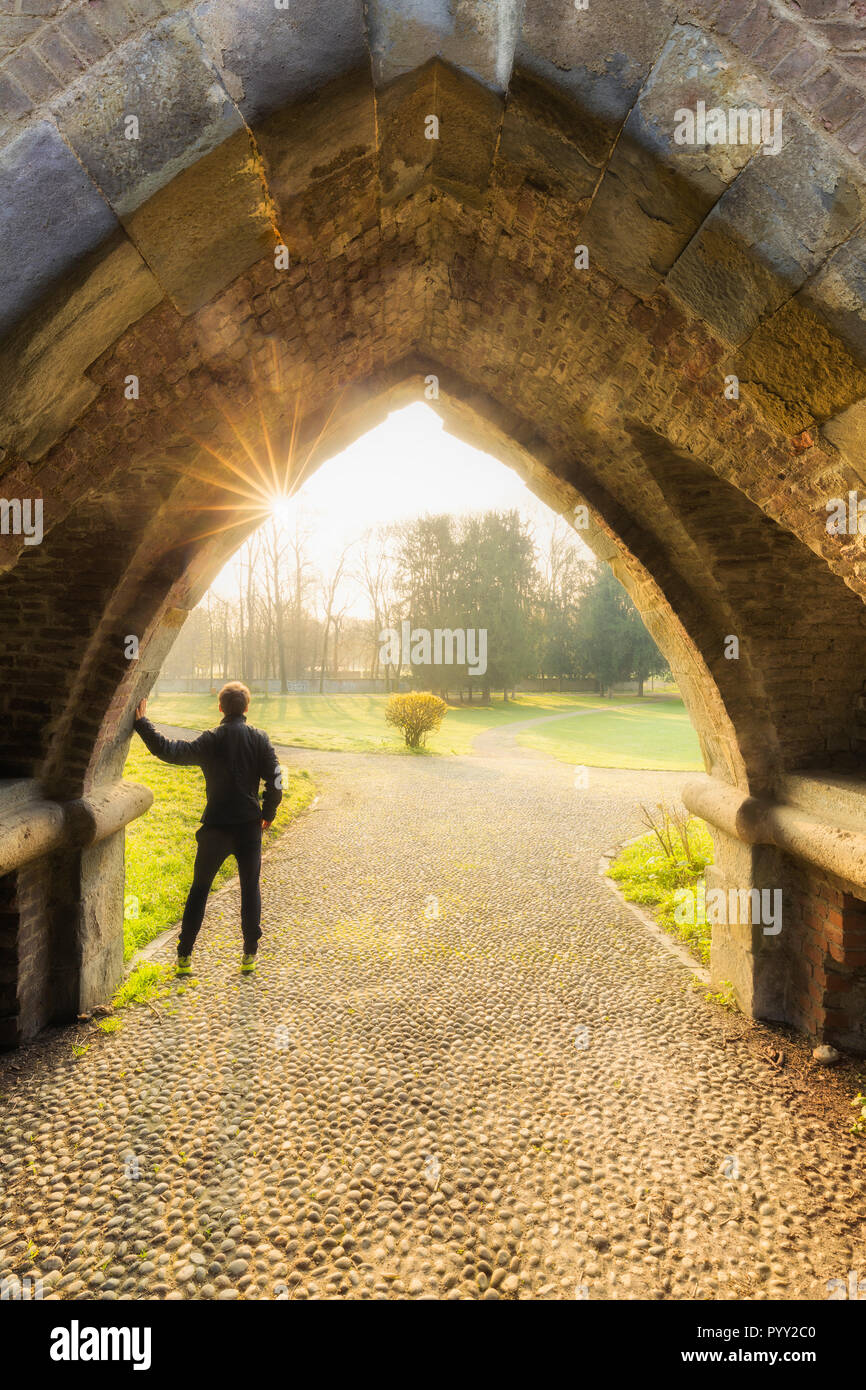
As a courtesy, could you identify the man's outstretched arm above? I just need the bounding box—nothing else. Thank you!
[133,698,210,767]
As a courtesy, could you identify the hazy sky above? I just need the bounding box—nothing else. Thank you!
[208,401,590,614]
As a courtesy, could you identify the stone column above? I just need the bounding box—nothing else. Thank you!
[0,779,152,1046]
[685,773,866,1051]
[703,824,786,1019]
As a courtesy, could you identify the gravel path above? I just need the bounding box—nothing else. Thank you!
[1,741,864,1301]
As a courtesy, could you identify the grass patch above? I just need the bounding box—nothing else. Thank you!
[517,696,703,771]
[145,691,702,768]
[146,692,566,756]
[111,962,173,1009]
[698,979,738,1011]
[607,816,714,965]
[96,1017,123,1034]
[123,740,315,959]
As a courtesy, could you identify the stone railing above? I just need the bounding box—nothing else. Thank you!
[0,776,152,874]
[682,771,866,894]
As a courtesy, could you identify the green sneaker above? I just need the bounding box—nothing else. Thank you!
[241,953,257,975]
[176,955,192,977]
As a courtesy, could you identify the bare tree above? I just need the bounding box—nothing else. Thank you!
[317,545,353,693]
[357,527,393,681]
[206,589,215,692]
[286,514,314,680]
[236,531,263,683]
[260,518,292,693]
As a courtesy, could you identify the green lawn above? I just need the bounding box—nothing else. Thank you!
[145,690,703,768]
[122,740,315,960]
[516,696,704,771]
[147,692,529,756]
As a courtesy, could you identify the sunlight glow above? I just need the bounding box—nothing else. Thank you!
[269,495,294,528]
[205,401,593,616]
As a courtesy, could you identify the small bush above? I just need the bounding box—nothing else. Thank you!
[385,692,448,748]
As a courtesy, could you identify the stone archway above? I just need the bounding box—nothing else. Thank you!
[2,0,866,1049]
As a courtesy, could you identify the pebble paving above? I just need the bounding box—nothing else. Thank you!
[1,738,864,1301]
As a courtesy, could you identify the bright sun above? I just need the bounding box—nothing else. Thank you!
[269,495,294,528]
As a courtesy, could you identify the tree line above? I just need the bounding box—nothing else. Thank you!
[160,510,669,700]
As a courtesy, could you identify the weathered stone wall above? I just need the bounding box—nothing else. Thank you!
[2,1,865,159]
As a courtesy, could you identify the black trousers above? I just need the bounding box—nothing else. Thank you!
[179,822,263,956]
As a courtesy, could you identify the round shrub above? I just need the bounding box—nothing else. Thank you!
[385,691,448,748]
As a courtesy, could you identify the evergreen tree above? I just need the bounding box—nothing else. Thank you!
[580,565,668,696]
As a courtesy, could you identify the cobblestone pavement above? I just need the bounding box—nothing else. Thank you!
[1,742,864,1301]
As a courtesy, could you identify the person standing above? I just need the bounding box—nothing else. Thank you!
[134,681,282,976]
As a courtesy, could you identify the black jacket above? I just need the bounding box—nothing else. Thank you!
[134,714,283,827]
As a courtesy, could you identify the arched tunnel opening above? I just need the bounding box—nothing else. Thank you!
[2,0,866,1317]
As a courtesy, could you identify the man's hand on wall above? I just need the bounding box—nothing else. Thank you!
[135,698,147,720]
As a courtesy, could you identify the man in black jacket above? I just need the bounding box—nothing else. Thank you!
[133,681,283,976]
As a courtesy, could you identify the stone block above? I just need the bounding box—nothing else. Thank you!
[366,0,523,94]
[54,15,243,219]
[668,114,866,345]
[820,398,866,484]
[516,0,674,166]
[124,129,275,315]
[798,228,866,366]
[375,56,501,206]
[496,67,602,209]
[375,60,437,204]
[255,68,377,211]
[0,231,162,458]
[736,295,866,434]
[193,0,368,125]
[0,118,117,337]
[581,24,775,298]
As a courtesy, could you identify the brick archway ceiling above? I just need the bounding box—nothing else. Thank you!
[1,0,866,798]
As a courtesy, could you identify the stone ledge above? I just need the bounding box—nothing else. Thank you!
[0,778,153,874]
[683,772,866,894]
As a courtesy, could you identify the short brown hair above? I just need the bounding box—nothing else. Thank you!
[219,681,251,716]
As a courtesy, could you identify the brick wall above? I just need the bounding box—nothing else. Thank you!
[690,0,866,159]
[0,868,18,1044]
[782,856,866,1050]
[15,857,51,1039]
[0,860,51,1045]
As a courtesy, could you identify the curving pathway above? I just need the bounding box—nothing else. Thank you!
[0,739,864,1301]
